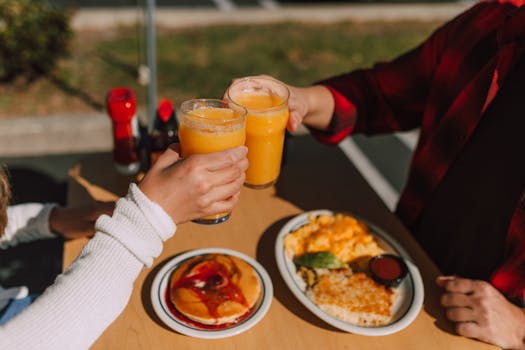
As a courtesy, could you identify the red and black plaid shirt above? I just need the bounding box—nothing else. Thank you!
[313,0,525,303]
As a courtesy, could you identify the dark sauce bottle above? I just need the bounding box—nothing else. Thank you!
[149,99,178,165]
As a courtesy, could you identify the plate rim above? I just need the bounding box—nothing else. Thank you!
[275,209,424,336]
[150,247,273,339]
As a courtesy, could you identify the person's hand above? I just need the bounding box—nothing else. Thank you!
[49,201,115,239]
[138,144,248,224]
[437,276,525,349]
[225,75,335,133]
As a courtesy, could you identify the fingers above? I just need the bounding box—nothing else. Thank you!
[154,142,246,174]
[445,306,476,323]
[440,292,472,308]
[207,157,248,188]
[438,276,477,323]
[199,173,246,210]
[436,276,477,294]
[455,322,482,340]
[184,159,246,201]
[201,146,248,172]
[206,190,242,216]
[437,276,492,340]
[287,113,299,132]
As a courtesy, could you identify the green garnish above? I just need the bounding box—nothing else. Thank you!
[293,251,346,269]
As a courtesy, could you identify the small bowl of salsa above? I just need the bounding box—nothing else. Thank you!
[368,254,408,288]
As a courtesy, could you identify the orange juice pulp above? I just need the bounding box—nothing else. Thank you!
[234,93,289,187]
[179,107,246,156]
[178,107,246,220]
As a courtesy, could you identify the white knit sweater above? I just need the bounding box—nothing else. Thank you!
[0,183,176,349]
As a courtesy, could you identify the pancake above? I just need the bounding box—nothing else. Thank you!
[169,253,262,325]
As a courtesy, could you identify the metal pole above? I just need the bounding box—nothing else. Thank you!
[146,0,157,131]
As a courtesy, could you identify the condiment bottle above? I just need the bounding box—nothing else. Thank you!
[106,87,141,175]
[149,99,178,165]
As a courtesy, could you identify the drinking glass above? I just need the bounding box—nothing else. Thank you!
[178,99,246,224]
[227,77,290,189]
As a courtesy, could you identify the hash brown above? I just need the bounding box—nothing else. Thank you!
[307,269,398,327]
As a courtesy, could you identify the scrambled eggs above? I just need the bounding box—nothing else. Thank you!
[284,213,384,264]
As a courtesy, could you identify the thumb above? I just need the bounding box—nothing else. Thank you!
[154,145,181,169]
[287,113,299,132]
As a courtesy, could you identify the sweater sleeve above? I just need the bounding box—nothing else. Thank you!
[0,203,57,249]
[0,183,176,350]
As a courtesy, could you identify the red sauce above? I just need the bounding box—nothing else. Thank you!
[113,136,139,164]
[167,256,253,329]
[164,287,253,330]
[369,255,403,281]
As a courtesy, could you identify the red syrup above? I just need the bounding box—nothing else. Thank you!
[164,288,255,330]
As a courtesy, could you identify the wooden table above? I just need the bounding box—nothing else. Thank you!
[65,135,496,350]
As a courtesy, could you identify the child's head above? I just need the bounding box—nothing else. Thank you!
[0,166,10,236]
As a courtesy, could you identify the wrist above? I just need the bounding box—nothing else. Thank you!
[48,206,65,236]
[303,85,335,131]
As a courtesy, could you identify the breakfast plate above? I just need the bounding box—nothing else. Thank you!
[151,248,273,339]
[275,209,424,336]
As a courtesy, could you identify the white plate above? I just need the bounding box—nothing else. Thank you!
[275,209,424,336]
[151,247,273,339]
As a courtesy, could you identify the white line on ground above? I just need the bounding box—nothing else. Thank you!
[338,137,399,211]
[258,0,280,10]
[394,129,419,151]
[212,0,236,11]
[72,4,471,31]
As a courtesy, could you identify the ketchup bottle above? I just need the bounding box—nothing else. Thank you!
[106,87,141,175]
[149,99,178,165]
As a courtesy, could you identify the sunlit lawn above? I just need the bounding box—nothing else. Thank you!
[0,20,442,118]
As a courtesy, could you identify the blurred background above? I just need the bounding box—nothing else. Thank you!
[0,0,469,290]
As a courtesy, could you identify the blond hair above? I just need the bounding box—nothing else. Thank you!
[0,166,10,237]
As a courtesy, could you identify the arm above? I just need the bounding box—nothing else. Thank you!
[0,146,248,350]
[0,201,115,249]
[281,5,480,144]
[0,185,169,350]
[0,203,57,249]
[247,27,446,145]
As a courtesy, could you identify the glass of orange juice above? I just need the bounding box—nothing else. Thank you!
[227,77,290,189]
[178,99,247,225]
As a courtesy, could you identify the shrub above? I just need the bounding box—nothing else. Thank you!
[0,0,72,83]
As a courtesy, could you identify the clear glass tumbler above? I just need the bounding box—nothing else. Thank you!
[227,77,290,189]
[178,98,247,224]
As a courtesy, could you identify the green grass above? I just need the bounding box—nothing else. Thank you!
[0,20,442,117]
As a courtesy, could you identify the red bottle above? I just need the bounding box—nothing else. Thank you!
[106,87,141,175]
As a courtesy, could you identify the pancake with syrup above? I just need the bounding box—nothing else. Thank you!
[169,253,262,325]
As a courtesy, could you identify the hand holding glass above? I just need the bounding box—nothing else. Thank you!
[177,99,247,224]
[227,77,290,189]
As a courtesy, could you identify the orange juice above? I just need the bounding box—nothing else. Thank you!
[179,107,245,157]
[178,100,246,224]
[233,92,289,188]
